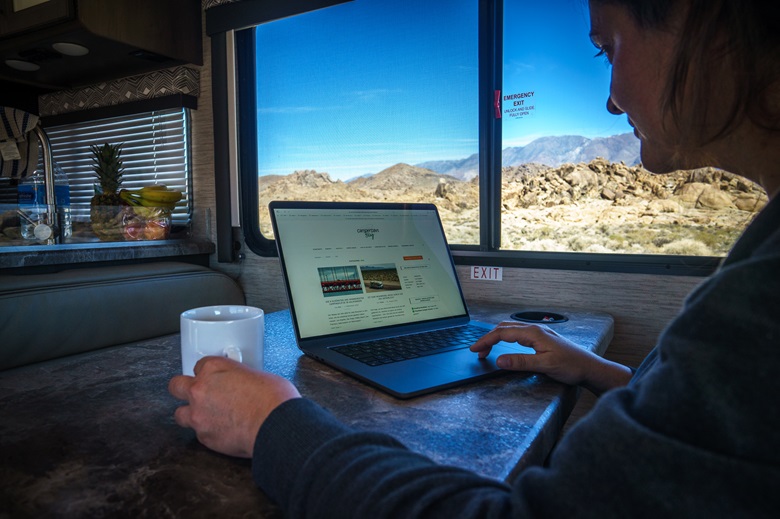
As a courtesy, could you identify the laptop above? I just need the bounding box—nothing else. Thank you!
[269,200,533,398]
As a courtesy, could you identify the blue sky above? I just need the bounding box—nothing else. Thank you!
[254,0,633,180]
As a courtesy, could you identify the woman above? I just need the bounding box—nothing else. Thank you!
[169,0,779,516]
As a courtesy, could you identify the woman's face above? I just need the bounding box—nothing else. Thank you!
[588,2,685,173]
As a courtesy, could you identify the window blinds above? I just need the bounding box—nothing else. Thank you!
[45,108,191,224]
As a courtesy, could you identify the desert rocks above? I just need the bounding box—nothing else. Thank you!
[257,158,766,256]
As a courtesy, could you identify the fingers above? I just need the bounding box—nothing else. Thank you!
[477,324,545,371]
[169,357,236,428]
[173,402,192,428]
[193,355,241,376]
[496,352,537,371]
[168,374,194,400]
[168,372,195,430]
[470,321,549,354]
[470,322,575,378]
[469,322,511,354]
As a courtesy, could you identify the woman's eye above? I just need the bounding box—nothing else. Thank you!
[594,47,612,66]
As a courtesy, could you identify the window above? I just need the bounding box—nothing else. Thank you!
[46,108,192,230]
[219,0,761,274]
[250,0,478,243]
[497,2,760,257]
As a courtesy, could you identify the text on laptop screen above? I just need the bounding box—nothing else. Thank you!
[273,206,469,339]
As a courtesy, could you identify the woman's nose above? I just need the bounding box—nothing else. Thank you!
[606,97,624,115]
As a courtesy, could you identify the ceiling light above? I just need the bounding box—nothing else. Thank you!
[4,59,40,71]
[52,42,90,56]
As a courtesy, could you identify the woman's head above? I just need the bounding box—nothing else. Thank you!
[589,0,779,172]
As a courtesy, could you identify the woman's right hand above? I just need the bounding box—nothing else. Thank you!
[470,321,633,395]
[168,356,301,458]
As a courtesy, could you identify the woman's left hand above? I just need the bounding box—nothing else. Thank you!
[470,321,632,395]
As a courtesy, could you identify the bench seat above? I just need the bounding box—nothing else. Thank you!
[0,262,244,370]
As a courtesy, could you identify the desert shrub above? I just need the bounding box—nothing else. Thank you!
[662,239,712,256]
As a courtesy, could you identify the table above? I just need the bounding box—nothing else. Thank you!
[0,304,613,517]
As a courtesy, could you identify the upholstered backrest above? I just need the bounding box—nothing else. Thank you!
[0,262,245,370]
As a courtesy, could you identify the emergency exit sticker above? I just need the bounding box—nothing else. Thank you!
[470,266,503,281]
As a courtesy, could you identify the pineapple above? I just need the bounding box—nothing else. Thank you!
[89,143,127,241]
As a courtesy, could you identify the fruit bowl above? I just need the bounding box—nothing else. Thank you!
[121,206,172,241]
[90,205,128,242]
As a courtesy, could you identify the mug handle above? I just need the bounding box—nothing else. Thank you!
[222,346,243,363]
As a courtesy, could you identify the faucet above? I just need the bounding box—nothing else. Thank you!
[16,125,58,244]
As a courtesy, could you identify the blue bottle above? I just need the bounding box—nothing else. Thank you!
[17,162,71,241]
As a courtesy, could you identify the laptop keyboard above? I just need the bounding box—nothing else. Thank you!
[332,324,487,366]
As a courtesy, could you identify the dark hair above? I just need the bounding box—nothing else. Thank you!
[594,0,780,144]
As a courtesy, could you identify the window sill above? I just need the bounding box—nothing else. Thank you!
[451,248,720,277]
[0,239,216,272]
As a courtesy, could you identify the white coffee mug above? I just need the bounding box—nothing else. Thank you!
[180,305,264,376]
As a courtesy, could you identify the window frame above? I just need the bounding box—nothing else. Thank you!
[211,0,723,276]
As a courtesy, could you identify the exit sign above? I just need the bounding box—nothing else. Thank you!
[470,266,503,281]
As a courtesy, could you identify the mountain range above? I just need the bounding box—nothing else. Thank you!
[416,132,640,180]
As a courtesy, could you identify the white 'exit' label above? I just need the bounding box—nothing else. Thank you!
[470,266,503,281]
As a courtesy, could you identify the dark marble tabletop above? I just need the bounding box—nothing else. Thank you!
[0,304,613,518]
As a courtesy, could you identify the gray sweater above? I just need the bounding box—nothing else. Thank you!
[253,195,780,518]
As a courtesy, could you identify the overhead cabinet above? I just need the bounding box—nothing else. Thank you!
[0,0,202,89]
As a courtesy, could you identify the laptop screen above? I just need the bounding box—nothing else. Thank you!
[270,202,469,341]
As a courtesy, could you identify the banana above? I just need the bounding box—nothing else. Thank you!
[130,206,156,219]
[120,187,181,210]
[119,189,142,206]
[138,198,177,210]
[139,186,183,203]
[142,184,169,191]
